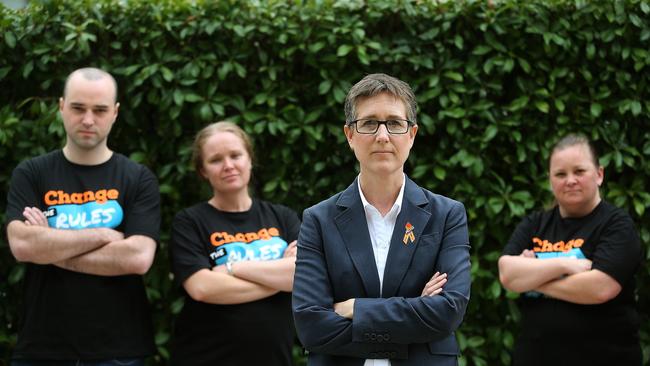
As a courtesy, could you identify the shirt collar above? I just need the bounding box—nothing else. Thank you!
[357,174,406,217]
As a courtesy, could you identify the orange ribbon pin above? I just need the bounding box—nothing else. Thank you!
[403,222,415,245]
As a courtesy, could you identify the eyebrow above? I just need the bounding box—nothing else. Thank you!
[357,114,407,120]
[69,102,110,109]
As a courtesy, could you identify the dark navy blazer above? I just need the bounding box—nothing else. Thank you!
[292,176,471,366]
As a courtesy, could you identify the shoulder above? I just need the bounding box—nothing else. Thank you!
[303,191,344,218]
[175,202,210,220]
[597,201,637,229]
[111,153,156,177]
[409,181,465,216]
[256,199,297,216]
[14,150,62,172]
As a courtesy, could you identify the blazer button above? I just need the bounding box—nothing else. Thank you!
[384,334,391,341]
[370,333,377,341]
[390,351,396,358]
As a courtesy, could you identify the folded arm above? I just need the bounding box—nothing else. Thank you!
[183,269,279,305]
[55,234,156,276]
[7,209,122,264]
[293,210,406,358]
[498,252,592,293]
[535,269,622,304]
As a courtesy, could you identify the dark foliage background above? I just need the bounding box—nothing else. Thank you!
[1,1,649,365]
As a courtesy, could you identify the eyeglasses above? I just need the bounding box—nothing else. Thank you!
[346,119,414,134]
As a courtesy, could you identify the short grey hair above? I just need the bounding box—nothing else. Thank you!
[63,67,118,103]
[344,73,417,124]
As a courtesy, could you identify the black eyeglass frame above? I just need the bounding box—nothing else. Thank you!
[345,119,415,134]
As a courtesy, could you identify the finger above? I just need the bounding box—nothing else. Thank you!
[428,288,443,296]
[422,278,447,295]
[424,277,447,292]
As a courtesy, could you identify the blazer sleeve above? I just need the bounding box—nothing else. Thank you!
[352,200,471,344]
[292,208,408,359]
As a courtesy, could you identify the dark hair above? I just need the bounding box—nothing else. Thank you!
[344,73,417,124]
[549,133,600,169]
[191,121,255,177]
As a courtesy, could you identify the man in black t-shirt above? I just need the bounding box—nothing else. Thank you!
[5,68,160,365]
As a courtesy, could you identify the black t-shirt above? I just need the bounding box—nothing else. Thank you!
[170,199,300,366]
[503,201,642,366]
[5,150,160,360]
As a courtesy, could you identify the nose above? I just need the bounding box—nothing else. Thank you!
[82,110,94,126]
[566,174,577,185]
[375,124,390,142]
[223,157,234,169]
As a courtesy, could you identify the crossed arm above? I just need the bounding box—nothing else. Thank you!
[498,250,622,304]
[293,203,471,357]
[7,206,156,276]
[182,240,297,305]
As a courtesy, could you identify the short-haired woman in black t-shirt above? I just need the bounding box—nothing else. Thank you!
[498,134,642,366]
[169,121,301,366]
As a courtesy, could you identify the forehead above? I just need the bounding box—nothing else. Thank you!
[355,92,407,119]
[202,131,246,154]
[550,144,593,168]
[64,75,116,106]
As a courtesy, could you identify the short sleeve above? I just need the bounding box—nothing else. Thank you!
[590,210,642,286]
[502,214,537,256]
[122,166,160,241]
[170,210,212,286]
[5,162,40,224]
[279,205,301,243]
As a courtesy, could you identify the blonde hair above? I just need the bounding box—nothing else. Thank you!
[191,121,255,177]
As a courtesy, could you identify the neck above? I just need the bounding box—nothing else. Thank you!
[359,171,403,216]
[559,196,602,218]
[209,190,253,212]
[62,143,112,165]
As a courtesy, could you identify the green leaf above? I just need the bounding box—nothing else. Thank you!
[483,125,498,142]
[184,93,203,102]
[472,45,491,55]
[535,101,549,113]
[318,80,332,95]
[443,71,463,82]
[337,44,353,57]
[263,180,278,193]
[590,103,602,117]
[508,96,529,111]
[5,31,16,48]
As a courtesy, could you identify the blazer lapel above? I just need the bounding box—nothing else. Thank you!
[334,179,381,298]
[381,177,431,298]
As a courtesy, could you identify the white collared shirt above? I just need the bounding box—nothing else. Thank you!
[357,174,405,366]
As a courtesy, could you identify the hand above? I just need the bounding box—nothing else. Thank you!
[23,207,49,227]
[564,258,592,275]
[421,271,447,296]
[100,228,125,243]
[333,298,355,319]
[212,264,227,274]
[519,249,535,258]
[283,240,297,258]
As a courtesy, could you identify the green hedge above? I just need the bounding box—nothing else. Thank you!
[1,1,649,365]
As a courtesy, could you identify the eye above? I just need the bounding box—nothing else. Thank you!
[94,109,108,115]
[358,119,379,128]
[554,172,566,178]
